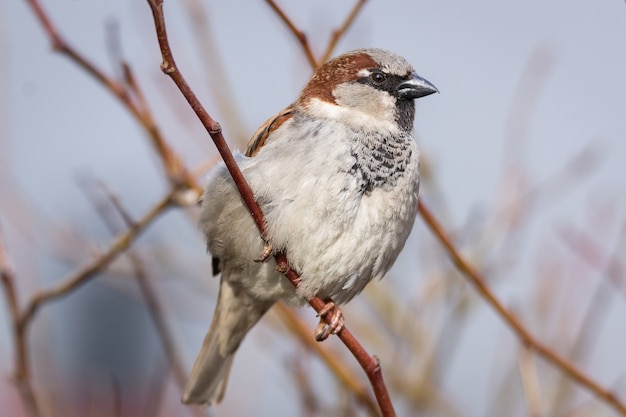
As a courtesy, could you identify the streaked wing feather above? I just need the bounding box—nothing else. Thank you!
[245,104,295,157]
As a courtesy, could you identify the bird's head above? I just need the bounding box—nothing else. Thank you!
[298,48,438,134]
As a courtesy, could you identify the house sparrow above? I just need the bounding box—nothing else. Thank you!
[182,48,437,405]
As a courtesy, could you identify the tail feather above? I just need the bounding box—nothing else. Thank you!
[182,277,273,405]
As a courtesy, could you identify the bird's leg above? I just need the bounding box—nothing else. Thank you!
[314,301,344,341]
[254,241,273,263]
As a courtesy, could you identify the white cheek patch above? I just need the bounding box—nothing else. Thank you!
[306,98,400,136]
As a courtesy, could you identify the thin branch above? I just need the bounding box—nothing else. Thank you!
[18,193,173,329]
[3,189,175,416]
[147,0,265,234]
[133,261,195,400]
[0,228,42,417]
[275,302,380,417]
[92,187,189,390]
[549,221,626,414]
[145,2,396,415]
[320,0,368,64]
[518,346,543,417]
[24,0,198,190]
[418,200,626,416]
[558,222,626,300]
[265,0,318,68]
[87,185,207,417]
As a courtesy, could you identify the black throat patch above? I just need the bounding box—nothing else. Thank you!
[349,129,413,194]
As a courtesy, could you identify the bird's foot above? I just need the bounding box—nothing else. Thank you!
[315,301,344,341]
[254,242,273,263]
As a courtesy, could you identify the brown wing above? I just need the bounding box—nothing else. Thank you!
[245,104,295,157]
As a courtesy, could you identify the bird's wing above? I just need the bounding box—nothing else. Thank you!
[245,104,295,157]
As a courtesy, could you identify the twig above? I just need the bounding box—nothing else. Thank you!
[265,0,318,68]
[417,200,626,416]
[147,0,265,234]
[145,1,396,415]
[320,0,368,64]
[133,261,199,406]
[25,0,198,190]
[518,346,543,417]
[90,185,198,402]
[558,222,626,299]
[549,222,626,414]
[275,302,380,417]
[182,0,250,144]
[0,228,42,417]
[2,190,175,416]
[79,180,206,417]
[18,193,173,329]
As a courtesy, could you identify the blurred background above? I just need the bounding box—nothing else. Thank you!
[1,0,626,416]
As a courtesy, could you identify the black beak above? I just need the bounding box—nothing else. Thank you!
[397,72,439,100]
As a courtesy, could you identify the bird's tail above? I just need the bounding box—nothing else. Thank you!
[182,277,273,405]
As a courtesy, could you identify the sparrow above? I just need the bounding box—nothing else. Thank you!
[182,48,438,405]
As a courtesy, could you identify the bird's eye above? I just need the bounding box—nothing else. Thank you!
[370,71,386,84]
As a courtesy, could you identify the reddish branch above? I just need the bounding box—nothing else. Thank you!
[266,0,369,68]
[26,0,197,190]
[418,200,626,415]
[2,190,174,417]
[274,302,380,415]
[320,0,368,64]
[19,194,173,328]
[87,186,207,417]
[265,0,318,68]
[146,0,395,415]
[0,231,41,417]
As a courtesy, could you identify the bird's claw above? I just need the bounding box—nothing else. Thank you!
[314,301,344,341]
[254,242,273,263]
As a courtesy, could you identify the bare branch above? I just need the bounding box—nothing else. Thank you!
[518,346,542,417]
[265,0,318,68]
[320,0,368,64]
[418,200,626,416]
[266,0,368,68]
[0,228,42,417]
[275,302,380,417]
[147,0,266,233]
[19,193,173,328]
[87,186,207,417]
[558,222,626,299]
[25,0,199,190]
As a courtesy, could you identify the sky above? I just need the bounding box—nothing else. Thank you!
[1,0,626,416]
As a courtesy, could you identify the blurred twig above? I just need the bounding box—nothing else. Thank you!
[86,183,207,417]
[519,346,543,417]
[2,189,174,416]
[25,0,199,191]
[14,3,208,410]
[0,228,42,417]
[418,200,626,415]
[265,0,318,68]
[267,0,369,68]
[146,1,396,415]
[19,193,173,328]
[320,0,368,64]
[558,222,626,300]
[549,222,626,415]
[275,302,380,417]
[183,0,249,145]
